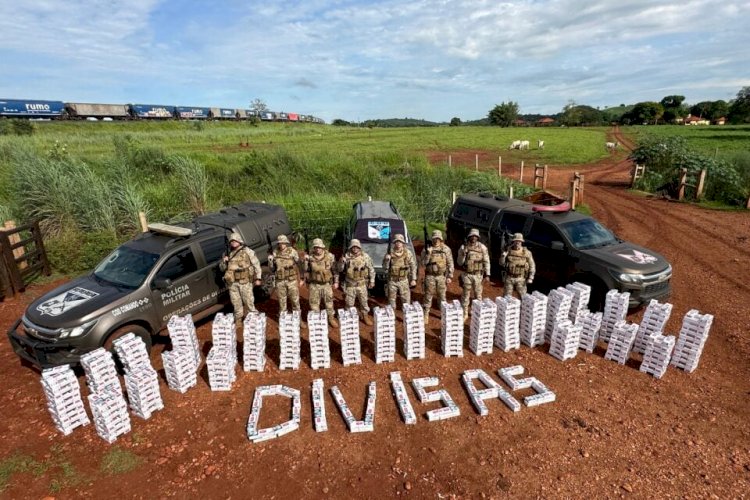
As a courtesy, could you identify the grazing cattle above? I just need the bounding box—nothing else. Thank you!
[509,140,521,149]
[519,140,530,150]
[537,140,545,150]
[606,141,619,151]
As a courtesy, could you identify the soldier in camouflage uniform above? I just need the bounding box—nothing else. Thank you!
[338,239,375,325]
[268,234,303,315]
[421,230,454,323]
[382,234,417,310]
[219,232,262,326]
[304,238,339,327]
[457,228,491,321]
[501,233,535,298]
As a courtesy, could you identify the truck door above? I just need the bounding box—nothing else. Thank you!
[524,218,574,286]
[198,235,228,306]
[150,245,209,323]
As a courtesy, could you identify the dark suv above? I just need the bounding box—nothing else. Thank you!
[446,193,672,310]
[8,201,292,368]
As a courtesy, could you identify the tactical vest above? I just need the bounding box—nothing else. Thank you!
[388,251,410,280]
[226,248,253,284]
[426,247,448,276]
[346,254,368,283]
[308,254,333,284]
[465,246,485,274]
[505,248,530,278]
[274,250,298,280]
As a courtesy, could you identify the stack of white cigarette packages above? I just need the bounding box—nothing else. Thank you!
[390,372,417,424]
[440,300,464,357]
[338,307,362,366]
[520,291,547,347]
[402,302,426,360]
[306,311,330,370]
[462,369,521,414]
[498,366,556,407]
[633,300,673,354]
[600,290,630,342]
[242,312,267,372]
[80,347,121,395]
[548,320,583,361]
[670,309,714,373]
[206,313,238,390]
[113,334,164,420]
[79,348,131,442]
[278,310,301,370]
[469,298,496,355]
[640,335,676,379]
[566,282,591,324]
[374,306,396,363]
[247,385,301,442]
[162,314,201,393]
[411,377,460,421]
[40,365,90,436]
[545,287,574,343]
[577,311,603,353]
[311,378,328,432]
[494,295,521,352]
[603,320,639,365]
[330,383,376,433]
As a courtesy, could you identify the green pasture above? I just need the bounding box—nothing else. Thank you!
[627,124,750,160]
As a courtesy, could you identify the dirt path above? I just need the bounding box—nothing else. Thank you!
[0,130,748,498]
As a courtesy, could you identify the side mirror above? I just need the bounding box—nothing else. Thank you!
[550,241,565,251]
[153,277,172,289]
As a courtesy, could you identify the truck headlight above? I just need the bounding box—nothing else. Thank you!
[59,319,97,339]
[617,272,644,285]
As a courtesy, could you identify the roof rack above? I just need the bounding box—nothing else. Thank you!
[148,223,193,237]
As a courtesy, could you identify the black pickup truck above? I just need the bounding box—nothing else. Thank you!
[8,201,292,368]
[446,193,672,310]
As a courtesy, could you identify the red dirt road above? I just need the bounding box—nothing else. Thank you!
[0,130,748,498]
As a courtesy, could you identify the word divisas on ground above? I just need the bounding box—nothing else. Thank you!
[246,366,554,443]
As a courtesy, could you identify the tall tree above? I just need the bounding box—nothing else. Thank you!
[488,101,519,127]
[728,87,750,124]
[660,95,686,123]
[709,100,729,120]
[250,98,269,113]
[623,101,664,125]
[450,117,462,127]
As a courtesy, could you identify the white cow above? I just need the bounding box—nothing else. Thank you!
[537,140,545,150]
[509,140,521,149]
[519,140,530,150]
[606,141,619,151]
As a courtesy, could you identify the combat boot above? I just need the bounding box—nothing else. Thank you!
[424,311,429,324]
[463,308,469,322]
[235,318,243,330]
[360,311,373,326]
[328,313,339,328]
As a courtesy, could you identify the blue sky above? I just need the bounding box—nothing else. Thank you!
[1,0,748,122]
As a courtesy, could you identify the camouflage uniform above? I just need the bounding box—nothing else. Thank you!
[270,236,301,314]
[457,230,490,318]
[219,233,262,323]
[421,230,454,320]
[305,239,339,326]
[501,234,535,298]
[383,235,417,310]
[339,239,375,323]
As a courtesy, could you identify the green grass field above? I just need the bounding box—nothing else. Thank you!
[627,124,750,160]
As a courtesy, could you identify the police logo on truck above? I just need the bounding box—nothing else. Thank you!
[36,287,99,317]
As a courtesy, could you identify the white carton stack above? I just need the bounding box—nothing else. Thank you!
[311,378,328,432]
[600,290,630,342]
[162,349,197,393]
[462,369,521,414]
[242,312,267,372]
[411,377,461,421]
[403,302,426,360]
[545,287,574,343]
[494,295,521,352]
[166,314,201,369]
[206,313,238,391]
[338,307,362,366]
[604,320,639,365]
[498,366,556,407]
[566,282,591,324]
[112,334,164,419]
[80,348,121,395]
[578,311,603,353]
[246,385,301,442]
[40,365,90,436]
[373,306,396,364]
[548,319,583,361]
[469,298,496,355]
[88,390,131,443]
[330,383,376,433]
[633,300,673,354]
[440,300,464,357]
[279,310,301,370]
[640,335,676,379]
[307,311,331,370]
[390,372,417,424]
[670,309,714,373]
[520,291,547,347]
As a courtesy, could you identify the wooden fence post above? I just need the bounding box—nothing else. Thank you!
[498,156,502,176]
[519,161,524,182]
[569,179,578,209]
[509,186,514,199]
[475,154,479,171]
[3,221,26,269]
[696,169,707,199]
[138,212,149,232]
[678,168,688,200]
[448,155,452,167]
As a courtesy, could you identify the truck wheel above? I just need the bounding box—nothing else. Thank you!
[103,324,152,354]
[578,278,607,312]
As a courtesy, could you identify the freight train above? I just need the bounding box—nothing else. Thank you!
[0,98,324,123]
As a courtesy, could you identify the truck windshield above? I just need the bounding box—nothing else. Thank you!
[93,246,160,288]
[560,219,618,250]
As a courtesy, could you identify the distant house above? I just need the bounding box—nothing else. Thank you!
[513,118,527,127]
[537,117,555,126]
[684,114,710,126]
[714,116,726,125]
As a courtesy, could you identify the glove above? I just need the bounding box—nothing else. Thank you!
[527,278,533,284]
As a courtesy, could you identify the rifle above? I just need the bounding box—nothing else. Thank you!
[265,230,274,270]
[423,221,431,251]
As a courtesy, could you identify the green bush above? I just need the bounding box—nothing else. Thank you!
[46,229,125,275]
[0,119,34,136]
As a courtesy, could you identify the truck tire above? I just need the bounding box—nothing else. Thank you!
[103,324,152,354]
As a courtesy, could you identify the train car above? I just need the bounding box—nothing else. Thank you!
[175,106,211,119]
[277,112,289,121]
[288,113,299,122]
[240,109,258,120]
[129,104,176,119]
[209,107,239,119]
[259,111,275,121]
[65,102,130,120]
[0,99,65,118]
